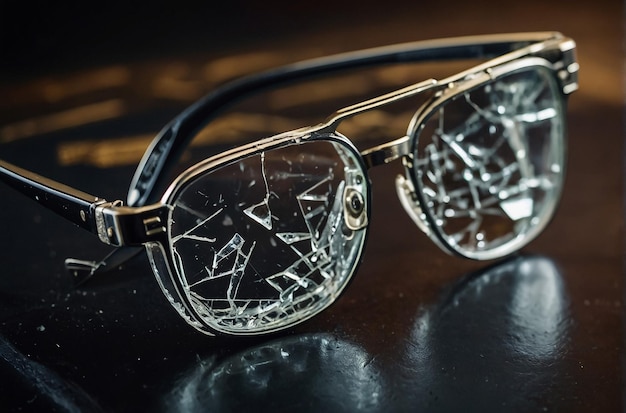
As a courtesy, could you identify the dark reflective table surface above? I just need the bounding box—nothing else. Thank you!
[0,1,622,411]
[162,255,570,412]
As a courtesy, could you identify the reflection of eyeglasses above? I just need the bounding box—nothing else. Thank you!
[0,32,578,336]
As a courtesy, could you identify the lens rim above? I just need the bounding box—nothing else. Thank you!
[152,128,371,335]
[405,57,568,260]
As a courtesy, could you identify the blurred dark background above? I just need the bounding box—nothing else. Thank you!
[0,0,436,78]
[1,1,619,77]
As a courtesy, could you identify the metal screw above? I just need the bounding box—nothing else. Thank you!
[346,189,364,218]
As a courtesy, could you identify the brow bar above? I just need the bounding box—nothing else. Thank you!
[127,32,565,207]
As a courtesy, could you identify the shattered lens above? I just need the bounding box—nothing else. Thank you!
[412,66,565,257]
[168,138,368,334]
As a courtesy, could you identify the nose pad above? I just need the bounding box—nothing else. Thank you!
[395,175,431,236]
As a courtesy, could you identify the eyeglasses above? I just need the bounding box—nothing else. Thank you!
[0,32,578,336]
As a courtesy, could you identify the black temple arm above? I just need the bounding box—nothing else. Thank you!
[127,32,562,207]
[0,160,103,234]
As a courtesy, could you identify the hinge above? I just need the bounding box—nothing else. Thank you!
[94,201,169,247]
[94,200,123,245]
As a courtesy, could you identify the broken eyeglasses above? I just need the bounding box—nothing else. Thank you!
[0,32,578,336]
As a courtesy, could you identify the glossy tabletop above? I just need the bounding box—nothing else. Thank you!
[0,1,623,412]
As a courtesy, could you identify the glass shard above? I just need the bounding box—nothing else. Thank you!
[243,152,273,230]
[167,138,367,334]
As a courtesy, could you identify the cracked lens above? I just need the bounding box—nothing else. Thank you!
[169,139,367,334]
[414,67,564,254]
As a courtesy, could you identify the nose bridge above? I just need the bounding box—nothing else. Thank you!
[361,135,411,168]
